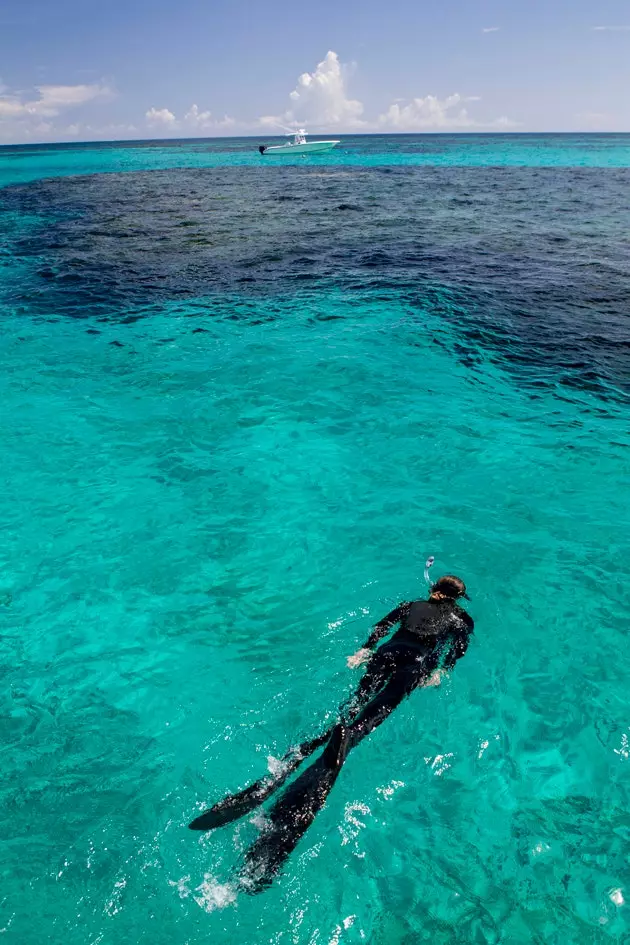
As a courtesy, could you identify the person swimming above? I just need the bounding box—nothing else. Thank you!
[190,574,473,890]
[342,574,473,746]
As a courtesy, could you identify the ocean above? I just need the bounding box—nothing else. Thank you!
[1,134,629,944]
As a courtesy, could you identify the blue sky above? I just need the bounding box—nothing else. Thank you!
[1,0,629,142]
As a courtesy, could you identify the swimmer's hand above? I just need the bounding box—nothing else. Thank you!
[347,648,370,669]
[424,670,445,687]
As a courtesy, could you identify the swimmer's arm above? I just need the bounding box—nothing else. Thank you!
[425,629,472,686]
[441,628,472,672]
[347,603,410,668]
[363,602,410,649]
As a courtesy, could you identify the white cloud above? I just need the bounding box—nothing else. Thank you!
[0,98,26,119]
[378,93,517,131]
[146,106,176,125]
[35,84,111,114]
[1,55,520,143]
[0,81,112,142]
[145,104,235,135]
[482,27,500,33]
[0,83,111,119]
[379,94,475,130]
[184,104,235,130]
[259,51,516,133]
[259,50,365,129]
[184,103,212,127]
[592,25,630,31]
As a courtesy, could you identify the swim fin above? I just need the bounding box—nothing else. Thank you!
[240,724,350,893]
[188,729,331,831]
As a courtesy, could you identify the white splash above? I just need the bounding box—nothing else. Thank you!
[609,887,624,906]
[193,874,237,912]
[531,841,551,857]
[339,802,370,848]
[614,733,629,759]
[327,607,370,632]
[168,875,191,899]
[424,753,454,776]
[478,734,500,759]
[104,877,127,917]
[249,809,270,830]
[328,914,357,944]
[376,779,405,800]
[267,754,288,777]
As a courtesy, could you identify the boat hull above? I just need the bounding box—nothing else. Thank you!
[261,140,340,155]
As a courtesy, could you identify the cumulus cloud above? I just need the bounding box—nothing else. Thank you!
[258,51,517,133]
[2,55,520,143]
[378,93,517,131]
[145,104,235,134]
[259,50,364,129]
[0,98,26,119]
[213,115,236,130]
[184,104,235,130]
[289,50,363,125]
[36,84,112,114]
[0,82,110,119]
[146,106,176,125]
[185,104,212,126]
[0,81,112,142]
[379,94,475,130]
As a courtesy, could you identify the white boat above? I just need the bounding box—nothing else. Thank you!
[258,130,340,156]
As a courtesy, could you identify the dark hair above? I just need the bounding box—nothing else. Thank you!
[430,575,469,601]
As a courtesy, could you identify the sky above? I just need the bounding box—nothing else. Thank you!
[1,0,630,143]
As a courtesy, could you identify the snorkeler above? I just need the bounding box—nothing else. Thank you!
[189,574,473,890]
[342,574,473,745]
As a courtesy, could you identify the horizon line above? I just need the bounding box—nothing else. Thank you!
[2,130,630,149]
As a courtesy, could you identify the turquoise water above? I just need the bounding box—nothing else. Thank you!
[2,133,630,187]
[1,136,630,944]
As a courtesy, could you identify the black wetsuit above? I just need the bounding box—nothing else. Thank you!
[237,598,473,890]
[345,598,473,748]
[190,595,473,890]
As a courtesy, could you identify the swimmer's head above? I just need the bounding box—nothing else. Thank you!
[430,575,470,602]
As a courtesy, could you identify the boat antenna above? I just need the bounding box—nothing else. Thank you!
[274,120,315,134]
[276,121,305,135]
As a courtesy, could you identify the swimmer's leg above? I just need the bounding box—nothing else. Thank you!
[343,648,397,722]
[240,724,350,893]
[348,665,421,750]
[189,651,395,832]
[189,730,330,831]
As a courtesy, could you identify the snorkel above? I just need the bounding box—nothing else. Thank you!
[424,555,435,587]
